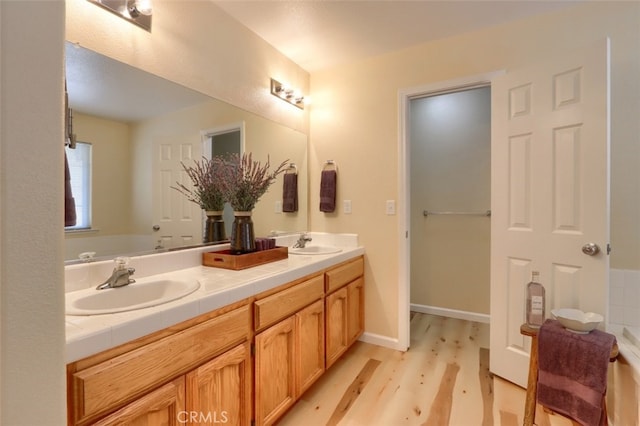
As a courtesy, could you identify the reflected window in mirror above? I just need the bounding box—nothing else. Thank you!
[65,141,92,230]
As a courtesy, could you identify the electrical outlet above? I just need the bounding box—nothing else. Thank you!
[386,200,396,215]
[343,200,352,214]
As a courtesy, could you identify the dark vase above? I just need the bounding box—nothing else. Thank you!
[204,210,226,243]
[230,211,255,254]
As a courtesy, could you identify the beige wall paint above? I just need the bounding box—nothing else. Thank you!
[69,113,133,236]
[310,2,640,340]
[66,0,310,134]
[0,1,66,424]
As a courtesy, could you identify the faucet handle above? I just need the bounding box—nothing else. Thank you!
[78,251,96,262]
[114,256,131,270]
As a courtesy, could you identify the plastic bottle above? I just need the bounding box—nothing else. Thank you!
[526,271,545,327]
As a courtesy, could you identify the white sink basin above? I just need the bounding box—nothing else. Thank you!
[289,246,342,255]
[66,278,200,316]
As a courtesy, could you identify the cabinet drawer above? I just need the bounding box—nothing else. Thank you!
[70,304,250,425]
[325,257,364,293]
[254,274,324,331]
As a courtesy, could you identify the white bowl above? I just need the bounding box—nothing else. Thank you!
[551,308,603,334]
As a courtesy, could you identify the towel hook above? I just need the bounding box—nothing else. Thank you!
[285,163,298,175]
[323,160,338,171]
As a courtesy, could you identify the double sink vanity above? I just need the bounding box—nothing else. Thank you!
[65,233,365,425]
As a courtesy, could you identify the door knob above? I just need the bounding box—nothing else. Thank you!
[152,225,160,231]
[582,243,600,256]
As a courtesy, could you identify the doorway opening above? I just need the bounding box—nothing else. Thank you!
[409,86,491,323]
[202,123,244,236]
[398,72,502,351]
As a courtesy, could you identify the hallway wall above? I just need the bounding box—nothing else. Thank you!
[410,88,491,314]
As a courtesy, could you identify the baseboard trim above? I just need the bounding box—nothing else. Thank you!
[357,306,489,352]
[410,303,490,324]
[358,332,407,351]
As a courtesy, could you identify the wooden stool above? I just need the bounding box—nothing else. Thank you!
[520,323,618,426]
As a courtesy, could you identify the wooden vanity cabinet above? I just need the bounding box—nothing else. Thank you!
[186,341,252,426]
[296,299,325,394]
[67,255,364,426]
[255,316,296,426]
[67,303,252,426]
[254,274,325,426]
[325,258,365,368]
[91,377,185,426]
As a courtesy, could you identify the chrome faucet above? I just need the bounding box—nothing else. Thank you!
[96,257,136,290]
[293,233,312,249]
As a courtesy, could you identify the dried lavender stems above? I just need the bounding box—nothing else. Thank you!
[173,153,288,212]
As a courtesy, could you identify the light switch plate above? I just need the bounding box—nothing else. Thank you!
[344,200,352,214]
[275,200,282,213]
[386,200,396,215]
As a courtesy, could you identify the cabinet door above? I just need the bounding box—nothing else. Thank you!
[347,277,365,345]
[325,287,349,368]
[92,377,185,426]
[255,316,296,426]
[296,300,325,395]
[186,342,252,426]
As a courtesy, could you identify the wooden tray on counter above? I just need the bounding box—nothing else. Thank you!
[202,246,288,270]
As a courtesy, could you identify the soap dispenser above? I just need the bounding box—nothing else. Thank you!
[526,271,545,327]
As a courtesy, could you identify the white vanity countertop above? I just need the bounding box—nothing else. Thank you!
[65,244,364,363]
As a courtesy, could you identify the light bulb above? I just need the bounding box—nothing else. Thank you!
[128,0,152,17]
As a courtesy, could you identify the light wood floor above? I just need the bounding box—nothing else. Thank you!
[279,313,578,426]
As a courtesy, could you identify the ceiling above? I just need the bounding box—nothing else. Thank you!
[66,43,211,122]
[212,0,582,72]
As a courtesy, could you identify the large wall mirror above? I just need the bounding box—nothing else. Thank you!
[64,43,308,262]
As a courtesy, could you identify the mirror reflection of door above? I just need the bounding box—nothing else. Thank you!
[205,125,243,236]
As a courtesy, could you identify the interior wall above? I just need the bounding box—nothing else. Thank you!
[309,2,640,341]
[0,1,66,424]
[65,0,310,134]
[69,113,133,235]
[410,88,491,314]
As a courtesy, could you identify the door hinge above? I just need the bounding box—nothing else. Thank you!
[607,243,612,255]
[251,343,255,357]
[251,420,255,426]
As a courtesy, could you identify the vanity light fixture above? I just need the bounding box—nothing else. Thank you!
[87,0,153,32]
[270,78,305,110]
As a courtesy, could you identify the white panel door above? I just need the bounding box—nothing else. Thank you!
[490,40,610,387]
[152,140,201,249]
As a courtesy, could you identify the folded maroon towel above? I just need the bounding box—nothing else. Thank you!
[64,152,77,227]
[537,319,616,426]
[319,170,337,212]
[282,173,298,212]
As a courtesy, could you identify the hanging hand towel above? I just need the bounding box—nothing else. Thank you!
[319,169,337,212]
[537,319,616,426]
[64,152,77,227]
[282,173,298,212]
